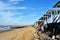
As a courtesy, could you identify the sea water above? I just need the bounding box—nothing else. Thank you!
[0,26,11,32]
[0,25,22,32]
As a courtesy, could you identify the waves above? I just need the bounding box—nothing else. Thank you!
[0,25,21,32]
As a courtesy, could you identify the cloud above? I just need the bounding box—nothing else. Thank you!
[0,10,37,25]
[0,1,27,11]
[10,0,24,2]
[0,1,6,10]
[28,14,36,17]
[0,0,37,25]
[0,11,25,25]
[9,0,24,4]
[11,1,19,4]
[31,8,36,10]
[0,1,36,11]
[0,1,11,11]
[5,6,27,10]
[0,0,26,11]
[18,6,27,9]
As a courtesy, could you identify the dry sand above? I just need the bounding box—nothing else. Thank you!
[0,26,36,40]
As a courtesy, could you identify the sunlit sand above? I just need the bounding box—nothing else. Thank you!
[0,26,36,40]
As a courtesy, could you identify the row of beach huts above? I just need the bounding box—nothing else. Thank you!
[33,1,60,39]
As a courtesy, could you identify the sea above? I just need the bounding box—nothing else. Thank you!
[0,25,22,32]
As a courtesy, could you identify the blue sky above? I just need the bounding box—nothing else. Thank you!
[0,0,58,25]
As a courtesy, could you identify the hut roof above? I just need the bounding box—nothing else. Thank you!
[43,14,51,17]
[39,17,44,20]
[39,16,48,20]
[53,1,60,8]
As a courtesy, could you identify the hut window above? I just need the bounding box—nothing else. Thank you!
[57,6,60,7]
[58,11,60,14]
[52,11,54,15]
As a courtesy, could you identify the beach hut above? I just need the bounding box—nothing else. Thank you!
[38,0,60,39]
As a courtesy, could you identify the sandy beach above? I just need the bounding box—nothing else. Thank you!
[0,26,36,40]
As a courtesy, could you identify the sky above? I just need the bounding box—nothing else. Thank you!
[0,0,59,25]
